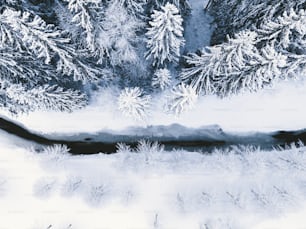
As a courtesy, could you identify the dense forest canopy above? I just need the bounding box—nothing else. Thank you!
[0,0,305,118]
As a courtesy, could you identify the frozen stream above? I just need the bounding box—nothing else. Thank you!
[0,116,305,154]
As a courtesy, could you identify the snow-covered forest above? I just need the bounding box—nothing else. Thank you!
[0,0,306,228]
[0,0,304,118]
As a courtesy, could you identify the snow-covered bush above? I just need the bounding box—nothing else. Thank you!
[116,142,132,154]
[145,3,185,66]
[166,83,197,115]
[43,144,70,154]
[152,68,172,90]
[136,140,164,154]
[116,140,164,154]
[118,87,151,119]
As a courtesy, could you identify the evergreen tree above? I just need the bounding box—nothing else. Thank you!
[145,3,185,67]
[116,0,147,17]
[152,68,172,90]
[63,0,143,65]
[0,6,93,114]
[256,9,306,76]
[0,1,145,115]
[117,87,151,120]
[0,7,100,81]
[207,0,305,45]
[166,83,197,115]
[147,0,191,15]
[181,31,288,96]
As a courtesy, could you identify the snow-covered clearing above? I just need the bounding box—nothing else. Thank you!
[7,77,306,136]
[1,132,306,228]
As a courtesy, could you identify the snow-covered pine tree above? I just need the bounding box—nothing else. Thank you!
[118,87,151,120]
[257,9,306,48]
[166,83,197,115]
[63,0,143,65]
[101,2,143,65]
[61,0,107,63]
[0,7,100,81]
[116,0,147,17]
[256,8,306,76]
[0,5,92,114]
[181,31,288,96]
[181,5,305,97]
[4,83,87,114]
[207,0,305,45]
[145,3,185,67]
[147,0,191,15]
[152,68,172,90]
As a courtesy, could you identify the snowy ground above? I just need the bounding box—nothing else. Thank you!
[5,77,306,136]
[1,132,306,228]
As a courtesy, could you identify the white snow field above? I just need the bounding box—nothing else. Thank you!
[6,76,306,135]
[1,132,306,228]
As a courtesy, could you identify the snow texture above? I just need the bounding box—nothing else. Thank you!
[1,131,306,228]
[8,76,306,134]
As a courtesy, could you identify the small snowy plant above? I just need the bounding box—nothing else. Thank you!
[145,3,185,66]
[43,144,70,154]
[118,87,151,119]
[152,68,172,90]
[167,83,198,115]
[136,140,164,154]
[116,142,132,154]
[116,140,164,154]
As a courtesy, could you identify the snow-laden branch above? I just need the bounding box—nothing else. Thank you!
[3,83,87,114]
[0,7,100,81]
